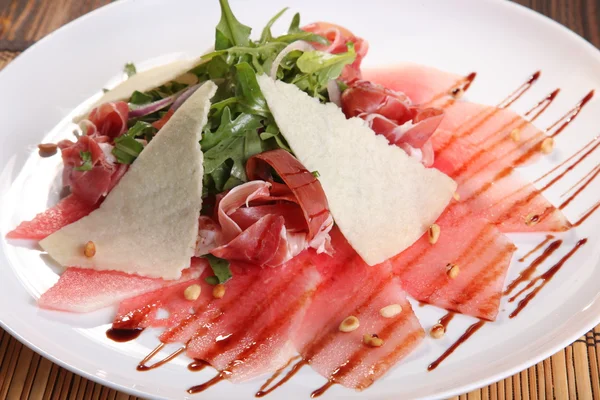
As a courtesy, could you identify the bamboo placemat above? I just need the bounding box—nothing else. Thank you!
[1,0,600,399]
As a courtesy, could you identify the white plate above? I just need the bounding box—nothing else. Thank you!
[1,0,599,399]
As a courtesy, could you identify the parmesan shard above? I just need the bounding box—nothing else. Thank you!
[257,75,456,266]
[75,58,201,121]
[40,81,217,279]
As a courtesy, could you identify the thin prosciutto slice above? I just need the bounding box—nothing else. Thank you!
[87,101,129,139]
[6,194,98,240]
[294,229,424,390]
[39,263,204,313]
[341,80,443,166]
[199,150,333,266]
[391,203,516,320]
[247,149,334,252]
[365,63,570,231]
[58,135,124,205]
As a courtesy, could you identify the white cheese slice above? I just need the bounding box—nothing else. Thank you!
[257,75,457,266]
[40,81,217,279]
[75,58,201,122]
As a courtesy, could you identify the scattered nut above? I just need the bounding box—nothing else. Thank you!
[430,323,445,339]
[38,143,58,157]
[446,263,460,279]
[379,304,402,318]
[451,87,464,98]
[213,284,225,299]
[428,224,441,245]
[184,284,201,301]
[175,72,199,86]
[541,137,554,154]
[339,316,360,332]
[525,213,540,226]
[363,333,384,347]
[510,129,521,142]
[84,241,96,258]
[453,192,461,201]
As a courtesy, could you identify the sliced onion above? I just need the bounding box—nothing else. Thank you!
[270,40,315,79]
[171,83,202,112]
[128,95,177,119]
[327,79,342,107]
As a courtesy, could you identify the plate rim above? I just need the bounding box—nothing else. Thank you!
[1,0,600,399]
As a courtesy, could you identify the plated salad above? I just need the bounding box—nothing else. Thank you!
[6,0,597,397]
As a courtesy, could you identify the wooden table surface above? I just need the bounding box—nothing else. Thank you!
[0,1,599,399]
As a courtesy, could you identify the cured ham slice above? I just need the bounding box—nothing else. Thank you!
[391,203,516,320]
[341,80,443,166]
[39,264,204,313]
[58,135,121,205]
[87,101,128,139]
[247,149,333,252]
[211,214,290,266]
[159,253,321,382]
[113,259,211,329]
[6,195,97,240]
[294,229,424,390]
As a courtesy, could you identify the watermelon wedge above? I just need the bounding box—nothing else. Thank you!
[39,261,205,313]
[7,195,97,241]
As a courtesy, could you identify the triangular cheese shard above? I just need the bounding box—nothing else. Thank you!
[40,81,217,279]
[76,58,201,121]
[257,75,456,266]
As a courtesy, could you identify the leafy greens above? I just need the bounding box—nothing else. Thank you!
[115,0,355,198]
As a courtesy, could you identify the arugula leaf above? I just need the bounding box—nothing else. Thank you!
[74,151,93,171]
[124,63,137,78]
[204,254,232,284]
[204,135,245,177]
[112,136,144,164]
[210,162,231,193]
[259,7,288,44]
[129,90,153,105]
[234,63,269,116]
[291,43,356,98]
[201,108,262,151]
[215,0,252,50]
[244,129,264,160]
[259,123,292,152]
[288,12,301,33]
[111,122,154,164]
[296,44,356,75]
[126,121,157,141]
[205,276,220,286]
[274,31,329,45]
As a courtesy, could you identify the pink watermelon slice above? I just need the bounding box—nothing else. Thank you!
[7,194,97,241]
[38,261,205,313]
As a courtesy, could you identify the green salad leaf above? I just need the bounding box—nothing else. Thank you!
[113,0,355,196]
[259,7,288,44]
[204,254,232,284]
[74,151,93,171]
[124,63,137,78]
[112,121,156,164]
[215,0,252,49]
